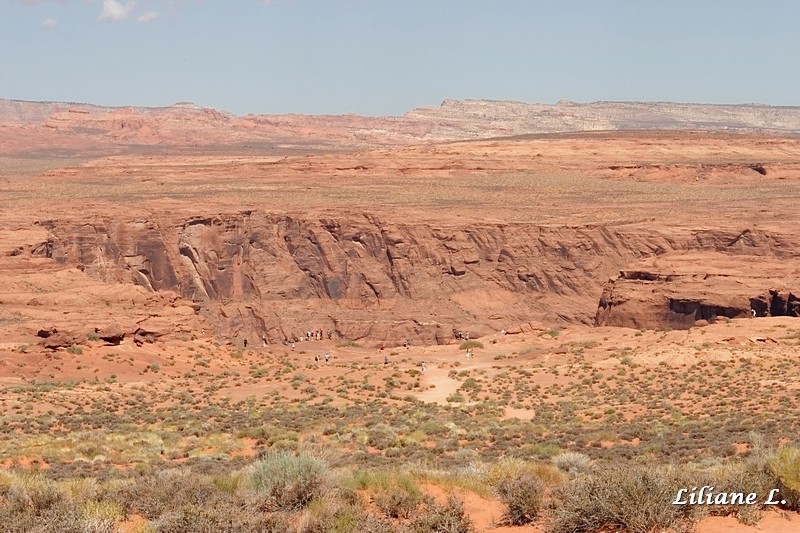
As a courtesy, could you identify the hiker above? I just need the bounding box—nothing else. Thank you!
[384,354,389,366]
[261,335,267,347]
[243,338,248,348]
[324,352,331,364]
[291,342,296,351]
[315,354,319,365]
[421,361,427,372]
[327,329,333,340]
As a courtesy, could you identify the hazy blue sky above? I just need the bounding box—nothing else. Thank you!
[2,1,799,116]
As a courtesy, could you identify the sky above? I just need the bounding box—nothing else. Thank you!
[2,0,799,116]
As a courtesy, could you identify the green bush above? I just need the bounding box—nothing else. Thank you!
[494,475,544,525]
[458,341,483,351]
[245,450,330,511]
[371,473,425,519]
[769,446,800,510]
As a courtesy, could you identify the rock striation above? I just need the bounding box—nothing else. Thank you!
[23,214,800,343]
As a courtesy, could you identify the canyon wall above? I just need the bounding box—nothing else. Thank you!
[25,213,800,345]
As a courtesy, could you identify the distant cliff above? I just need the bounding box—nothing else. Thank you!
[2,98,799,156]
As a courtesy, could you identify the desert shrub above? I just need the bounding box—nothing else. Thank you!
[61,477,100,502]
[453,448,479,463]
[494,474,544,525]
[3,472,64,514]
[705,461,775,525]
[408,495,474,533]
[547,464,696,533]
[81,500,123,526]
[368,425,399,450]
[244,450,330,511]
[551,452,591,476]
[211,473,241,494]
[299,496,393,533]
[373,477,426,519]
[100,469,221,519]
[485,458,565,488]
[543,328,561,338]
[337,340,360,348]
[353,514,398,533]
[0,502,92,533]
[0,473,111,533]
[458,341,483,350]
[151,501,281,533]
[495,475,544,526]
[768,446,800,510]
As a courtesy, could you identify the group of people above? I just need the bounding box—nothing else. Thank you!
[305,329,332,341]
[282,329,333,346]
[314,352,331,365]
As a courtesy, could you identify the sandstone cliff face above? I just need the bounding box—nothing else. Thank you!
[27,213,800,344]
[596,244,800,330]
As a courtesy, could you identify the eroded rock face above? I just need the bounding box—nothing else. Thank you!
[596,252,800,329]
[31,212,800,343]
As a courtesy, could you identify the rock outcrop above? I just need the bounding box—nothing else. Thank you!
[596,252,800,329]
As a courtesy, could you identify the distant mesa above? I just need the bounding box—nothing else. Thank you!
[4,97,800,157]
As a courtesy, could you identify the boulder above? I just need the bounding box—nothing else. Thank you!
[41,330,80,350]
[96,323,125,345]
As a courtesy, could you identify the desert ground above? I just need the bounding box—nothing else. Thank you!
[1,101,800,531]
